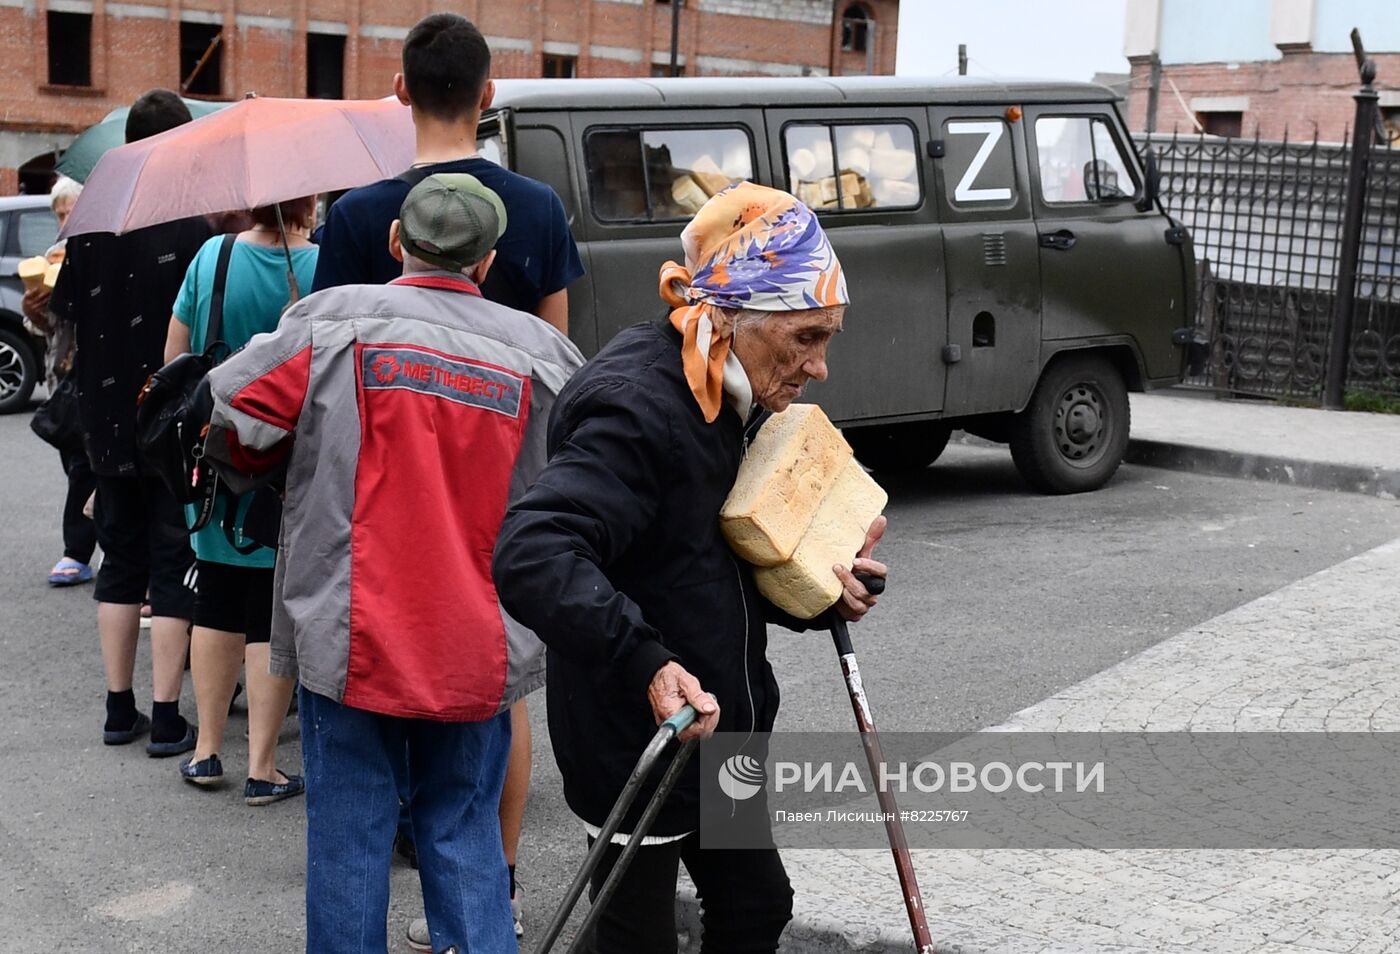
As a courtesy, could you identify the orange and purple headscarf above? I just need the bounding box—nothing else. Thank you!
[659,182,847,423]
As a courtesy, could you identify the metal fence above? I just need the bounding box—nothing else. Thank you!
[1136,121,1400,403]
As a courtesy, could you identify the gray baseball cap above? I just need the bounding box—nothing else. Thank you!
[398,173,508,271]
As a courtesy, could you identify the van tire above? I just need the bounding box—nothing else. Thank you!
[843,421,952,474]
[0,325,39,415]
[1010,354,1129,494]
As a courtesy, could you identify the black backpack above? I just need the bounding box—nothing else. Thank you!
[135,234,236,530]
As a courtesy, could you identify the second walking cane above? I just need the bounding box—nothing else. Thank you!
[829,574,935,953]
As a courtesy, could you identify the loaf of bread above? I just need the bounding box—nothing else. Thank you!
[721,404,852,566]
[871,177,919,207]
[754,456,887,618]
[848,126,878,150]
[690,154,724,177]
[843,146,872,177]
[869,146,916,181]
[789,148,818,180]
[722,405,888,618]
[691,170,733,198]
[671,174,709,214]
[18,256,47,292]
[43,263,62,290]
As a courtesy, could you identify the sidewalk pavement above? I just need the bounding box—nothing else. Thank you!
[679,390,1400,953]
[1125,390,1400,499]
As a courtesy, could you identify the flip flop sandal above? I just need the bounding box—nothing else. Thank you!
[48,558,93,586]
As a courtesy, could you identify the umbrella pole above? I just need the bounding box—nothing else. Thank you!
[272,203,302,305]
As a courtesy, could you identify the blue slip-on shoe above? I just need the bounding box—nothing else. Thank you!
[245,772,304,807]
[146,723,197,758]
[103,711,150,746]
[180,753,224,788]
[48,558,93,586]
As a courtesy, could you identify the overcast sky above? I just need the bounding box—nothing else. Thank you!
[895,0,1131,81]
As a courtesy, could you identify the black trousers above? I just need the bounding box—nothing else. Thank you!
[58,445,96,564]
[582,833,793,954]
[92,474,196,618]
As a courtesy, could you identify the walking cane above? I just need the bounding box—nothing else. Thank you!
[831,573,936,953]
[535,704,700,954]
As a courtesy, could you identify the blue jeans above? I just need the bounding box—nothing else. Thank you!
[299,687,515,954]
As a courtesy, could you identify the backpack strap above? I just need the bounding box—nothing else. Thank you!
[206,233,237,358]
[397,166,435,189]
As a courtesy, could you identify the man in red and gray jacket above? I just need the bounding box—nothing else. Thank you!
[205,174,583,954]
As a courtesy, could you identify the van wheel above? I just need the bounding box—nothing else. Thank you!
[1010,354,1129,494]
[0,325,38,414]
[843,421,952,474]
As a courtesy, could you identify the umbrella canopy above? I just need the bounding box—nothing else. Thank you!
[63,97,415,238]
[56,98,229,184]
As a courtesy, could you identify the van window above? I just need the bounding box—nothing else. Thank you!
[783,122,920,212]
[940,118,1017,209]
[477,131,505,167]
[584,126,753,223]
[1034,116,1135,204]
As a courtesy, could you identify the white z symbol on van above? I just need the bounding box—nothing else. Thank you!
[948,121,1012,203]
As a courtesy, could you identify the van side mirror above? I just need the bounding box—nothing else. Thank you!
[1082,159,1127,201]
[1135,149,1161,212]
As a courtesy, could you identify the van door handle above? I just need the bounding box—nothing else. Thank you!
[1038,229,1077,251]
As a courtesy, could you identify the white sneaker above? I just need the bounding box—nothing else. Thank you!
[405,888,520,950]
[405,918,431,953]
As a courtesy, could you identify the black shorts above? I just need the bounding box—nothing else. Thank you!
[192,561,275,644]
[93,474,196,619]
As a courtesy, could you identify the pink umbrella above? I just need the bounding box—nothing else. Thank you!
[63,96,415,237]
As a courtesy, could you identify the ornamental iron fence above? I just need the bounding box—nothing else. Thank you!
[1136,91,1399,403]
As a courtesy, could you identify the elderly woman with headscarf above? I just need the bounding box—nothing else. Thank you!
[492,183,887,953]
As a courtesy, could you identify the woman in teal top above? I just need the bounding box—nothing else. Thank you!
[163,196,318,806]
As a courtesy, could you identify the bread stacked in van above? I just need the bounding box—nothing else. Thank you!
[721,405,888,619]
[670,153,746,214]
[788,127,918,210]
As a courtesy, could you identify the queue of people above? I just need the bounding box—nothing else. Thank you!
[30,11,885,954]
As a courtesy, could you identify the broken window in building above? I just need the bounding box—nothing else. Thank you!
[47,12,92,87]
[1197,111,1243,138]
[543,55,577,79]
[180,22,224,97]
[841,4,871,53]
[307,33,345,99]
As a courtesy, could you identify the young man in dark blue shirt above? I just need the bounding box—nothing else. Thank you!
[312,15,582,334]
[311,15,583,947]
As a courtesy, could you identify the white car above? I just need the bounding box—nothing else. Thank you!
[0,194,58,413]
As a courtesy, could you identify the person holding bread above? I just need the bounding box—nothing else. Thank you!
[492,182,887,954]
[20,174,96,587]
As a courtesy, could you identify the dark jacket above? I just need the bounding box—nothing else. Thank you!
[493,320,807,834]
[50,219,212,476]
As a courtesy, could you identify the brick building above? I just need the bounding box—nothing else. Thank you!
[1121,0,1400,143]
[0,0,898,194]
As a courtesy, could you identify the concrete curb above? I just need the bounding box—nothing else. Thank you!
[1124,438,1400,500]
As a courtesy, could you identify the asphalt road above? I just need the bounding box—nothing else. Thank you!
[3,406,1399,952]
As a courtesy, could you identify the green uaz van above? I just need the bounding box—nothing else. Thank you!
[478,76,1197,493]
